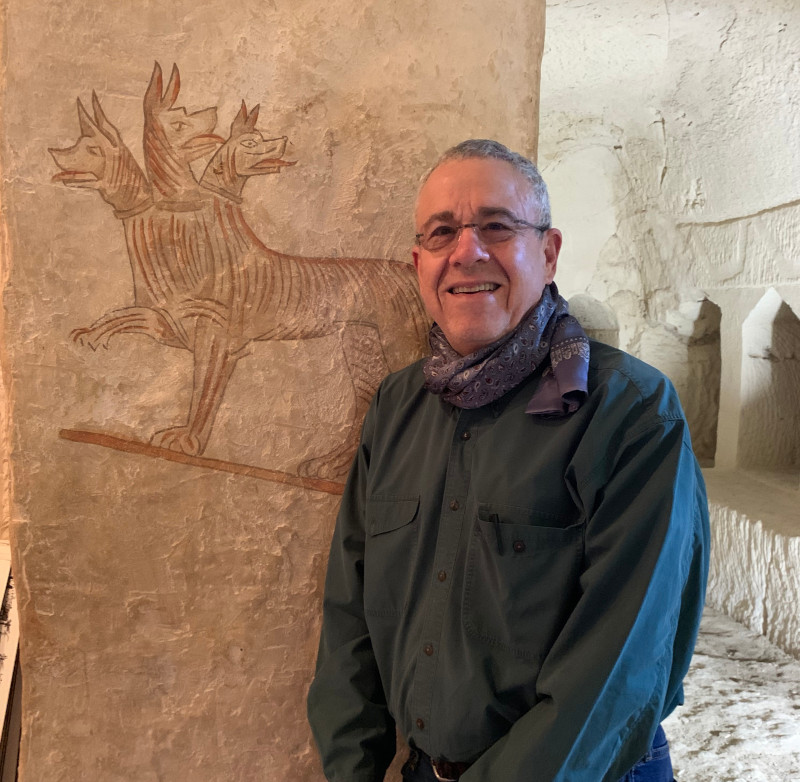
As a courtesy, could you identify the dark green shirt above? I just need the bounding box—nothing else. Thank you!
[308,341,710,781]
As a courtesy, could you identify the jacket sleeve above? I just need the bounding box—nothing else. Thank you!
[307,400,397,782]
[461,414,711,782]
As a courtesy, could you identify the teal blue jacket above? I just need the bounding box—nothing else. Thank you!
[308,341,710,781]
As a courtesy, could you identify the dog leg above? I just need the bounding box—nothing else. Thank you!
[298,322,388,480]
[151,317,240,455]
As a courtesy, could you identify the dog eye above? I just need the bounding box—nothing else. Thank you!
[240,140,258,148]
[87,146,102,157]
[171,121,189,132]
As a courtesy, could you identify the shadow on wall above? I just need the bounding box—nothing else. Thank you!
[738,289,800,488]
[569,294,722,468]
[685,299,721,468]
[568,294,619,347]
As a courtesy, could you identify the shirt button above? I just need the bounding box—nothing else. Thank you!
[423,643,434,656]
[461,431,471,440]
[416,718,425,730]
[450,499,459,511]
[438,570,447,582]
[512,540,526,553]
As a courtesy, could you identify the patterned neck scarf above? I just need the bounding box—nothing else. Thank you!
[422,283,590,414]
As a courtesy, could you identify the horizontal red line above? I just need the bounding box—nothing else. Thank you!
[58,429,345,496]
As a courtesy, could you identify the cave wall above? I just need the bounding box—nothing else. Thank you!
[540,0,800,654]
[0,2,545,779]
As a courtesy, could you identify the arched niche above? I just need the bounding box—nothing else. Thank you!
[568,294,619,347]
[738,289,800,483]
[686,298,721,467]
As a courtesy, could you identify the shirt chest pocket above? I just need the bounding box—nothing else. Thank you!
[463,503,584,661]
[364,495,420,618]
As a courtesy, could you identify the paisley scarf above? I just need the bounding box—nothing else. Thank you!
[422,283,590,415]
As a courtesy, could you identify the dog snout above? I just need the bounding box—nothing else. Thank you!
[264,136,288,157]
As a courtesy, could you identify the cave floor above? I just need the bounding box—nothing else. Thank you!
[664,606,800,781]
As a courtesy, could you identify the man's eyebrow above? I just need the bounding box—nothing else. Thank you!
[419,211,456,231]
[475,206,520,221]
[419,206,522,232]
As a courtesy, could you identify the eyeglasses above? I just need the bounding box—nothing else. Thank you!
[415,217,550,253]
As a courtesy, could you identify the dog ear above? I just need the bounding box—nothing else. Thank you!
[163,64,181,109]
[231,101,249,134]
[246,104,260,130]
[91,91,120,147]
[144,61,164,115]
[77,98,98,138]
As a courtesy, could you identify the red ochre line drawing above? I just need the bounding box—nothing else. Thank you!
[58,429,345,496]
[50,62,428,481]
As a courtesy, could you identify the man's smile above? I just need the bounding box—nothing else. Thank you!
[448,282,501,294]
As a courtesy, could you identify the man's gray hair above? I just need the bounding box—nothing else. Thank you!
[421,139,552,228]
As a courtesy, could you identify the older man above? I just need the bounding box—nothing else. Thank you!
[308,140,709,782]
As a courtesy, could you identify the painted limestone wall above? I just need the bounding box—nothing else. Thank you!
[540,0,800,654]
[1,1,545,779]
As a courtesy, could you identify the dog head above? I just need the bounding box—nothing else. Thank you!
[203,101,295,188]
[143,62,223,164]
[50,93,151,213]
[49,93,125,188]
[228,103,294,177]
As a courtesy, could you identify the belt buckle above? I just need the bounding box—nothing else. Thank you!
[431,759,460,782]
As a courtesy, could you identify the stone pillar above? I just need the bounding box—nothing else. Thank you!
[0,2,545,779]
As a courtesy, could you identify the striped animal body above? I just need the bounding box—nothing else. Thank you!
[50,66,428,479]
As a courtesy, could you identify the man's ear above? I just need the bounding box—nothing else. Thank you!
[412,245,420,272]
[543,228,562,284]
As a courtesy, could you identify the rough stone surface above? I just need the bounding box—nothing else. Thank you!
[704,470,800,659]
[0,1,545,779]
[3,0,800,778]
[540,0,800,475]
[541,0,800,665]
[664,607,800,782]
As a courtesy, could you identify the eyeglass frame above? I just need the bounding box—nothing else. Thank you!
[414,213,551,253]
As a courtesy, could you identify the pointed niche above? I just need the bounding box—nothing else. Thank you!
[738,289,800,484]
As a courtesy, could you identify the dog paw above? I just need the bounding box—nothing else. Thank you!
[70,327,91,346]
[151,427,202,456]
[70,327,109,351]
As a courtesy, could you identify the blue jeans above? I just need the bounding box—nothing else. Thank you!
[401,725,674,781]
[617,725,674,782]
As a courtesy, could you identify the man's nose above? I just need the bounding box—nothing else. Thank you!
[448,225,490,265]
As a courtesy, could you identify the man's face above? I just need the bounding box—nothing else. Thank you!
[412,157,561,356]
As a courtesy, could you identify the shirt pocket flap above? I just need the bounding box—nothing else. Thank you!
[367,495,420,536]
[479,518,583,554]
[477,502,583,551]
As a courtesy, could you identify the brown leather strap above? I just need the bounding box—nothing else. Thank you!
[431,757,472,781]
[410,747,472,781]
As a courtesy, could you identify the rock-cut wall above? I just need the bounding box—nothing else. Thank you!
[0,2,545,779]
[540,0,800,656]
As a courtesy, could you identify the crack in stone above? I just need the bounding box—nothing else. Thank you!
[676,197,800,228]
